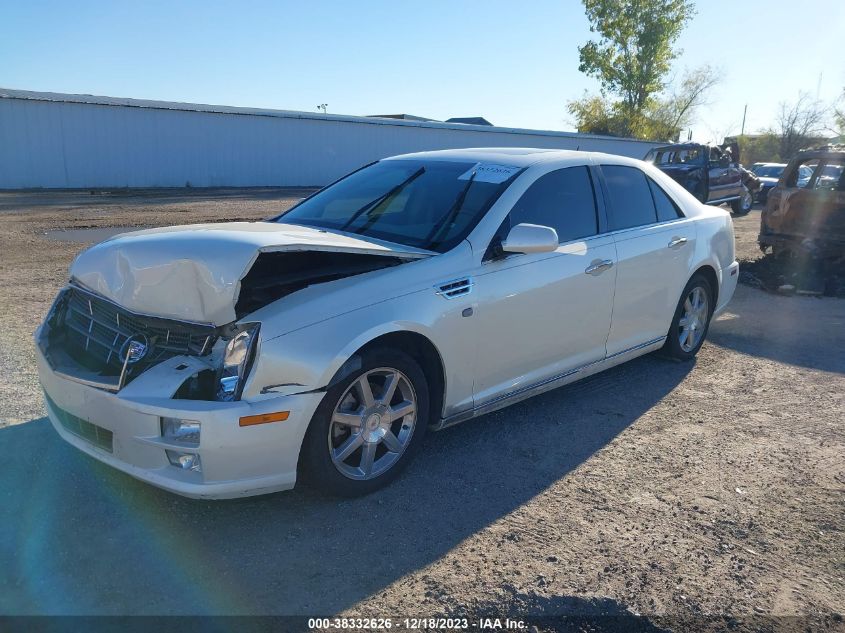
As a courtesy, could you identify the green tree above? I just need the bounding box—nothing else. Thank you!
[568,65,719,142]
[732,133,781,165]
[646,65,720,139]
[576,0,695,136]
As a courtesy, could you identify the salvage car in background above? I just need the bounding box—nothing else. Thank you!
[36,148,739,498]
[752,163,813,204]
[645,142,753,215]
[760,146,845,258]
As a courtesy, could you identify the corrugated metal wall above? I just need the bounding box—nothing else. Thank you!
[0,95,660,188]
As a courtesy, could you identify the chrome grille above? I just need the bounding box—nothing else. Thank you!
[61,285,215,373]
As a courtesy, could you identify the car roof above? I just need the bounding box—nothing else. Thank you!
[794,147,845,160]
[384,147,641,168]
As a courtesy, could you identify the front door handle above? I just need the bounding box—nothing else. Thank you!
[585,259,614,275]
[668,236,688,249]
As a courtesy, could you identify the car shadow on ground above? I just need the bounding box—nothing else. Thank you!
[0,355,693,616]
[708,285,845,374]
[471,591,672,632]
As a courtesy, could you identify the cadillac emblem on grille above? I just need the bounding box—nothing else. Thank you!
[119,334,149,365]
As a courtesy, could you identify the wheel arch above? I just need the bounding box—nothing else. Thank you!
[327,329,447,426]
[691,263,719,307]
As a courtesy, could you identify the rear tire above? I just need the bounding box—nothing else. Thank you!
[731,186,753,216]
[662,274,714,361]
[299,348,429,497]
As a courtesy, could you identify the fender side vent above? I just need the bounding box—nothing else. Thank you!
[436,277,473,299]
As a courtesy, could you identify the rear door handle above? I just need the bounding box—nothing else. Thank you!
[668,237,688,249]
[585,259,614,275]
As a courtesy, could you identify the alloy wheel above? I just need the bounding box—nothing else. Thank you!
[328,368,418,480]
[741,188,753,212]
[678,286,709,352]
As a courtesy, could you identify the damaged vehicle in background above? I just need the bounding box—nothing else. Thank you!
[760,146,845,261]
[645,141,754,216]
[751,163,813,204]
[36,148,739,499]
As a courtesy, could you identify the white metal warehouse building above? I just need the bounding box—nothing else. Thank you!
[0,88,660,189]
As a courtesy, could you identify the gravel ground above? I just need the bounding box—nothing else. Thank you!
[0,191,842,631]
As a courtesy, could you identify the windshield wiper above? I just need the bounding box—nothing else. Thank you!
[340,166,425,232]
[422,169,478,248]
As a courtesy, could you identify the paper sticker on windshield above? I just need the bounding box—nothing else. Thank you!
[458,163,521,184]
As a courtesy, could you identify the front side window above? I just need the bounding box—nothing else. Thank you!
[505,166,598,243]
[278,159,520,252]
[601,165,658,230]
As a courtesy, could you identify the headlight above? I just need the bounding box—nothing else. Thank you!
[161,417,201,446]
[216,323,260,401]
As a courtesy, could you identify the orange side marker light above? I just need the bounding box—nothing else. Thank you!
[239,411,290,427]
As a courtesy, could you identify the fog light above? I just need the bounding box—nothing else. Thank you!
[166,450,202,472]
[161,417,200,446]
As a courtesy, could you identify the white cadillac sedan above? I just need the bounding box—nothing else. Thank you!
[35,148,738,498]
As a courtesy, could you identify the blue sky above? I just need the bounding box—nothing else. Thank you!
[2,0,843,142]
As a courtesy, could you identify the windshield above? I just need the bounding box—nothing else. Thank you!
[645,147,703,165]
[753,165,785,178]
[277,159,520,252]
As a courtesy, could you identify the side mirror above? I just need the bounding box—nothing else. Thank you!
[501,223,559,254]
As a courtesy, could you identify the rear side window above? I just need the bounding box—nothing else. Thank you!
[508,166,598,242]
[647,178,683,221]
[601,165,657,230]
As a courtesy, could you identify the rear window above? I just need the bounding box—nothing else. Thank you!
[815,163,845,190]
[601,165,658,230]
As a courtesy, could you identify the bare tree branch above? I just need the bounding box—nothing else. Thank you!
[772,92,829,158]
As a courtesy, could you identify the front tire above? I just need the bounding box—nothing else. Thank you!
[662,275,714,361]
[731,186,753,216]
[300,348,429,497]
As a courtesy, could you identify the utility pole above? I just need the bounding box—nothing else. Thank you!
[740,104,747,136]
[317,104,328,114]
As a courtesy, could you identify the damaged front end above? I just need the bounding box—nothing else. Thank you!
[39,241,412,402]
[235,250,404,318]
[37,283,234,398]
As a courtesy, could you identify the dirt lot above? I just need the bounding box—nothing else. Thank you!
[0,191,842,631]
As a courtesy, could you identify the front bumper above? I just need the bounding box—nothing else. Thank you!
[36,342,323,499]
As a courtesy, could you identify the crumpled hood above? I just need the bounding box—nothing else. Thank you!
[70,222,428,326]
